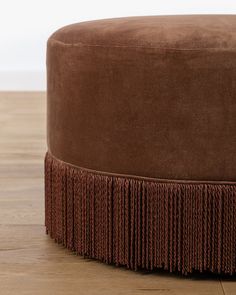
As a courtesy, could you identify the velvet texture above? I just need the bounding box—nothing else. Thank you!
[47,15,236,181]
[46,15,236,274]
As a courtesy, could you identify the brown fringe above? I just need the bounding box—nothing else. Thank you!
[45,152,236,275]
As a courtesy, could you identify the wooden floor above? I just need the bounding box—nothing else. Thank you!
[0,92,236,294]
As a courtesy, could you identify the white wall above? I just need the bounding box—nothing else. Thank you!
[0,0,236,90]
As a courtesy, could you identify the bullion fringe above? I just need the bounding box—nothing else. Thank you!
[45,152,236,275]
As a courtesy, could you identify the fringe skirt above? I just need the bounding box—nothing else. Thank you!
[45,152,236,275]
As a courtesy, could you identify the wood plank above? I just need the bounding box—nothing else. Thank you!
[221,281,236,295]
[0,225,225,295]
[0,163,44,178]
[0,178,44,224]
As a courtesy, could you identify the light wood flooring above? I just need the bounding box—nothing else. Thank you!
[0,92,236,294]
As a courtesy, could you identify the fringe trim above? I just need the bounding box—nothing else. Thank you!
[45,152,236,275]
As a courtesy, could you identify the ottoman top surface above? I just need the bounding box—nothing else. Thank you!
[50,15,236,50]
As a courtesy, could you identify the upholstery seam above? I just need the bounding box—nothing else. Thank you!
[47,151,236,185]
[49,38,236,52]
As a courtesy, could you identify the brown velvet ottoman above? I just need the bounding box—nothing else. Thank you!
[45,15,236,275]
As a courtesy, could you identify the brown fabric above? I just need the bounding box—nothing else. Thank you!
[45,152,236,275]
[46,16,236,275]
[47,15,236,181]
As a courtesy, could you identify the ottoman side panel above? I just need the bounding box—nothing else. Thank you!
[47,38,236,181]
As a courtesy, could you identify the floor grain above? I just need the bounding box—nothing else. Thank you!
[0,92,234,294]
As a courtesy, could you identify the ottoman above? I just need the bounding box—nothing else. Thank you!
[45,15,236,275]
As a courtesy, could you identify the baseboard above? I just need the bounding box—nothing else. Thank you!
[0,71,46,91]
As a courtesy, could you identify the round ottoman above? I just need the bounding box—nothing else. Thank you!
[45,15,236,275]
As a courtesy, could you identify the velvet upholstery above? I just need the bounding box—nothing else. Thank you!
[47,15,236,181]
[46,15,236,275]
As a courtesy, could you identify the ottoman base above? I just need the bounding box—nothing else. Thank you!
[45,152,236,275]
